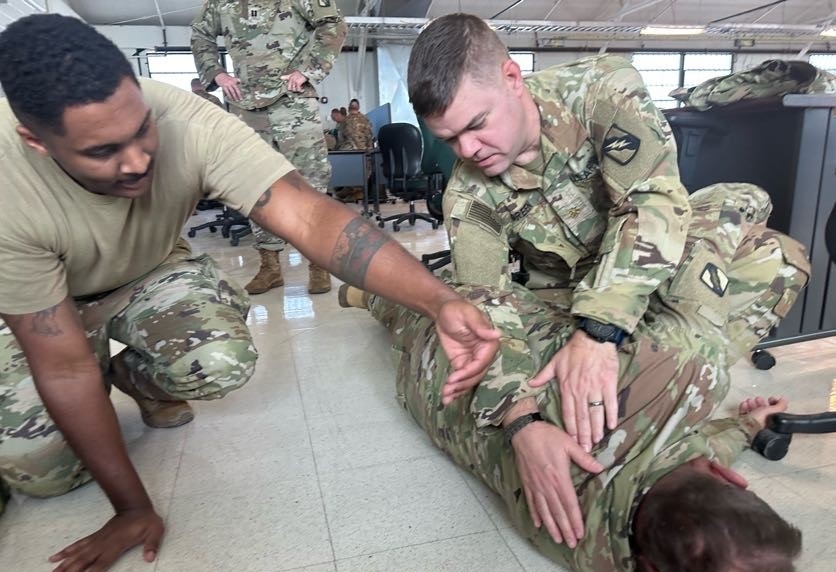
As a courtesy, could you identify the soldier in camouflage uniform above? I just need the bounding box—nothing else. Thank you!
[191,0,347,295]
[670,59,836,110]
[340,14,811,570]
[334,99,374,202]
[337,99,373,151]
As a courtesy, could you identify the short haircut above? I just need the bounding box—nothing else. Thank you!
[408,13,509,117]
[349,98,360,110]
[635,472,802,572]
[0,14,137,134]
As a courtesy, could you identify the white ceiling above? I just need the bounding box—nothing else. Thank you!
[58,1,836,27]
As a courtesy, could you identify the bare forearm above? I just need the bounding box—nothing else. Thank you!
[251,176,460,319]
[36,370,151,512]
[502,397,540,428]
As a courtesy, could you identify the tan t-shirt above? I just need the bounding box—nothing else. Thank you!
[0,78,294,314]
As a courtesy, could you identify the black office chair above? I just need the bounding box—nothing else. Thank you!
[188,206,252,246]
[375,123,439,232]
[752,199,836,460]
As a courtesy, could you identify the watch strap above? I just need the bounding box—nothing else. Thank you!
[504,412,544,445]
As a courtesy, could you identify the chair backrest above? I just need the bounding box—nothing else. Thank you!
[378,122,424,182]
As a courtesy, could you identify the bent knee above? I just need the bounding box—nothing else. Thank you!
[165,338,258,400]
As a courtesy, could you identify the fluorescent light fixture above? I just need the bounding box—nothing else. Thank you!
[640,26,705,36]
[821,27,836,37]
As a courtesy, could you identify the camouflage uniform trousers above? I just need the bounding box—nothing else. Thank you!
[231,95,331,252]
[0,252,257,514]
[366,182,810,568]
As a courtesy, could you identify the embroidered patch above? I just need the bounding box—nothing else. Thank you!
[603,125,641,166]
[465,201,502,235]
[700,263,729,297]
[249,8,258,18]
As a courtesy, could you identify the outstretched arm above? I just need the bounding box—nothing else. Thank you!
[2,299,164,571]
[250,171,500,385]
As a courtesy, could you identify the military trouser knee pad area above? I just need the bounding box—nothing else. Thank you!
[652,182,810,358]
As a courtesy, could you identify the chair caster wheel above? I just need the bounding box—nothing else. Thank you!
[752,349,776,370]
[378,221,385,228]
[209,227,217,233]
[230,237,240,246]
[752,428,791,460]
[187,230,196,238]
[431,221,439,230]
[393,225,401,232]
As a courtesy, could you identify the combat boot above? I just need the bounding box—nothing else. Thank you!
[308,263,332,294]
[107,351,194,429]
[337,284,370,309]
[245,249,284,294]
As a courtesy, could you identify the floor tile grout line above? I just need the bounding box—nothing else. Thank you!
[290,348,338,565]
[151,424,192,571]
[331,528,506,565]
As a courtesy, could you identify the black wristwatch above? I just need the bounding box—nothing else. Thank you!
[504,412,544,445]
[578,317,628,346]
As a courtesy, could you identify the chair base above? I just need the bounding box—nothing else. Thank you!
[376,201,439,232]
[421,249,451,272]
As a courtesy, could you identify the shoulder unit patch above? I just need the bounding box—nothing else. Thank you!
[603,125,641,166]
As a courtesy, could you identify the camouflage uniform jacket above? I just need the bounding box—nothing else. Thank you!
[444,55,691,334]
[337,110,374,150]
[670,59,836,110]
[191,0,347,110]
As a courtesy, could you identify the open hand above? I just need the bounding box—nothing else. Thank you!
[49,507,164,572]
[529,330,619,452]
[435,299,501,405]
[739,395,788,429]
[511,420,604,547]
[215,72,242,101]
[281,70,308,93]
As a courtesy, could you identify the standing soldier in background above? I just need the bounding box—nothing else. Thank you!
[338,98,373,151]
[190,77,224,108]
[191,0,347,295]
[335,98,374,203]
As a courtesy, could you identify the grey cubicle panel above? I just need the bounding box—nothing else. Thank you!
[664,94,836,347]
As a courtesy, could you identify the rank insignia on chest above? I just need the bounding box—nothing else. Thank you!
[249,8,258,18]
[700,262,729,297]
[603,125,641,165]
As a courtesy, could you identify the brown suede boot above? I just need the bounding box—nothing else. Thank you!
[337,284,370,309]
[107,351,194,429]
[245,249,284,294]
[308,263,332,294]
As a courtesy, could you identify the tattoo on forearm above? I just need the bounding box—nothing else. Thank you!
[331,218,389,288]
[32,305,63,337]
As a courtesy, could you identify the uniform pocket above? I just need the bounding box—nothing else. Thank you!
[665,239,730,327]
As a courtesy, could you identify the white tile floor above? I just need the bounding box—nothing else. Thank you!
[2,203,835,571]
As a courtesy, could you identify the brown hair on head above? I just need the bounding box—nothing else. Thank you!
[407,13,509,118]
[634,471,802,572]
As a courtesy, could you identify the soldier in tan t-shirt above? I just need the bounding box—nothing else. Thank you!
[0,15,501,571]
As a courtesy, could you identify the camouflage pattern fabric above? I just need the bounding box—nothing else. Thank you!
[230,97,332,251]
[192,1,345,252]
[191,0,347,111]
[670,59,836,110]
[337,110,374,150]
[365,184,809,571]
[444,55,690,335]
[0,253,256,506]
